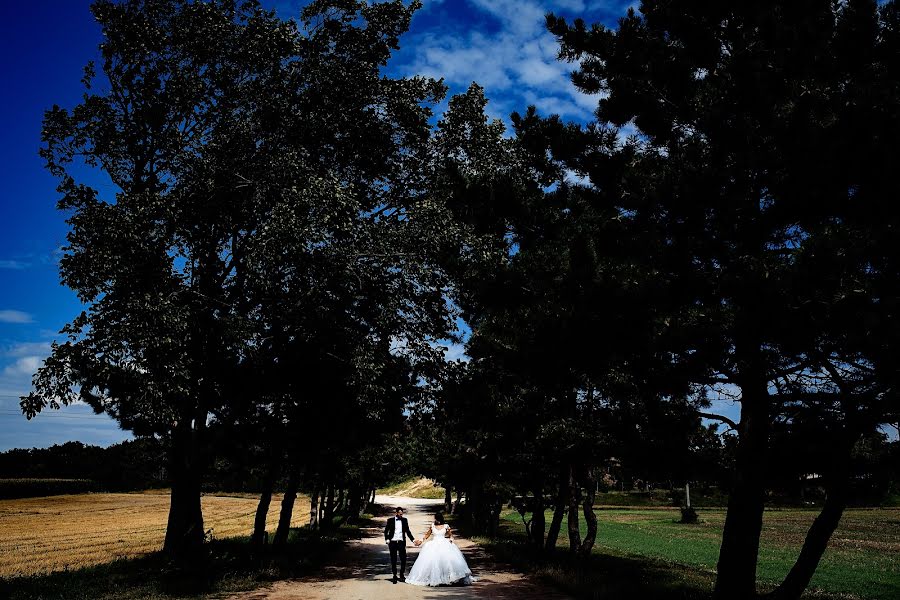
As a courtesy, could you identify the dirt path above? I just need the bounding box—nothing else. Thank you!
[224,495,573,600]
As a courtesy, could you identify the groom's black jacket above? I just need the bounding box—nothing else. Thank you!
[384,516,415,543]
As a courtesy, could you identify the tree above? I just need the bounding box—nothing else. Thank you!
[416,84,548,539]
[232,0,457,538]
[26,0,299,560]
[545,1,900,597]
[24,0,457,562]
[421,83,698,556]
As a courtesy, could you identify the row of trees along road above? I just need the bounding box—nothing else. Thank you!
[26,0,470,560]
[20,1,900,600]
[409,2,900,600]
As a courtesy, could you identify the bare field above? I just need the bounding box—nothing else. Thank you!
[0,490,309,578]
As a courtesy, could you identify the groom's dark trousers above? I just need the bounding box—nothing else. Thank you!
[388,540,407,578]
[385,516,415,579]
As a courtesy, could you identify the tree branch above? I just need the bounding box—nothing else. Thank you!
[699,412,739,430]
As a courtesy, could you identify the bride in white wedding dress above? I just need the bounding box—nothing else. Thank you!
[406,512,475,586]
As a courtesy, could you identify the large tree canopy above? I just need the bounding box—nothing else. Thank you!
[543,0,900,598]
[26,0,461,560]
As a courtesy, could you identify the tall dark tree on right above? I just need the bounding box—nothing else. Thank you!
[545,1,900,598]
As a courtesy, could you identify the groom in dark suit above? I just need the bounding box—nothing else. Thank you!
[384,506,416,583]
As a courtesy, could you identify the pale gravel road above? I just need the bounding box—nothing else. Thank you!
[223,495,574,600]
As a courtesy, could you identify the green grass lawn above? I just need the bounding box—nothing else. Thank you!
[500,507,900,599]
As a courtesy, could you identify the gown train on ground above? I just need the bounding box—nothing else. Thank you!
[406,523,475,586]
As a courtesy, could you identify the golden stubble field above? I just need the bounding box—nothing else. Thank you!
[0,490,310,578]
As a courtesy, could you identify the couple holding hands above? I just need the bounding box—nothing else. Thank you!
[383,506,475,586]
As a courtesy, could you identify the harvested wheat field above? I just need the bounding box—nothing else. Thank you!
[0,490,309,578]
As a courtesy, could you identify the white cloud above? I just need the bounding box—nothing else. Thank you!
[395,0,602,122]
[0,310,34,324]
[2,356,42,378]
[0,342,52,404]
[412,32,513,90]
[554,0,587,11]
[586,0,640,14]
[0,246,64,270]
[0,354,44,403]
[515,58,563,88]
[3,341,51,357]
[441,342,470,363]
[0,259,28,270]
[469,0,546,35]
[521,90,588,120]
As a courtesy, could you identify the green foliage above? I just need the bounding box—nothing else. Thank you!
[0,439,167,494]
[28,0,302,432]
[537,0,900,595]
[25,0,469,556]
[679,506,699,524]
[0,479,98,500]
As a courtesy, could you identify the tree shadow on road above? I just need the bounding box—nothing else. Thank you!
[471,538,716,600]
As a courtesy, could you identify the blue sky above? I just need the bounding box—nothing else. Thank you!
[0,0,659,451]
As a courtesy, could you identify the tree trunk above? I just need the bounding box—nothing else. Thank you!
[566,464,582,553]
[444,486,453,514]
[322,484,335,529]
[579,468,598,556]
[272,472,298,547]
[545,474,568,552]
[468,484,482,531]
[346,486,362,522]
[767,459,851,600]
[334,492,351,527]
[251,489,273,546]
[490,499,502,536]
[163,419,205,561]
[360,489,369,516]
[251,467,277,546]
[309,488,319,529]
[714,378,770,599]
[531,485,546,548]
[452,488,463,514]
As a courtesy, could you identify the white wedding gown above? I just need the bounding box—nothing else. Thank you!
[406,523,475,586]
